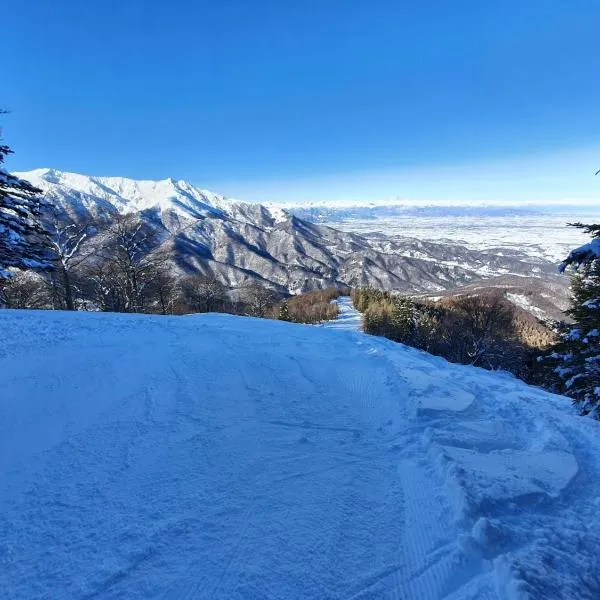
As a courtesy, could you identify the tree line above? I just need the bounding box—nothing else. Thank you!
[0,212,283,317]
[272,288,345,323]
[351,287,553,379]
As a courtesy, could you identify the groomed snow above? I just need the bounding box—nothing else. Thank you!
[2,310,600,599]
[320,296,363,332]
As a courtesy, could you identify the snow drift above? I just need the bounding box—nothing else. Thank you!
[1,310,599,599]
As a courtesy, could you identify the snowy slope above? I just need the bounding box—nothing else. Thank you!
[2,311,600,600]
[320,295,363,332]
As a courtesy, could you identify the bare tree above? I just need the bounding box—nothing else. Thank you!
[79,259,125,312]
[440,294,517,368]
[180,274,227,313]
[46,211,97,310]
[242,284,277,317]
[0,269,50,309]
[148,266,180,315]
[97,214,168,312]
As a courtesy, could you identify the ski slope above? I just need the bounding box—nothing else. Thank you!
[1,310,600,599]
[320,296,363,332]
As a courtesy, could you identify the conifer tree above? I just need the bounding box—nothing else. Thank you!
[279,301,292,321]
[0,117,49,277]
[390,297,415,342]
[544,223,600,416]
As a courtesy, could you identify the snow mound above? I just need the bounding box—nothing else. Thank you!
[559,236,600,271]
[2,310,600,599]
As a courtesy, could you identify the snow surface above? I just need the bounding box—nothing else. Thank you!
[320,296,363,332]
[2,310,600,599]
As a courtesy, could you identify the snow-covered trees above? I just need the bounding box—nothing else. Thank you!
[0,127,49,277]
[0,269,50,308]
[544,223,600,416]
[46,212,96,310]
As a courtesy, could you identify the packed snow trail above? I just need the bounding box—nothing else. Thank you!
[1,311,600,599]
[320,295,362,332]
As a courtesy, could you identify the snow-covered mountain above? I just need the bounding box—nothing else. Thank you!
[19,167,288,225]
[2,308,599,598]
[17,168,558,294]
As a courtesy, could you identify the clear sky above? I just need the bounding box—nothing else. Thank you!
[4,0,600,204]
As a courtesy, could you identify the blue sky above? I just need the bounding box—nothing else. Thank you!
[4,0,600,204]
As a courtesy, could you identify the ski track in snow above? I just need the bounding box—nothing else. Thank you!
[320,296,363,333]
[1,310,600,599]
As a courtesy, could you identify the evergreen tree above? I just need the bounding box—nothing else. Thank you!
[278,301,292,321]
[390,297,415,342]
[544,223,600,416]
[0,121,49,277]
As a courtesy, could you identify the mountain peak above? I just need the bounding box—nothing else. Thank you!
[14,168,235,219]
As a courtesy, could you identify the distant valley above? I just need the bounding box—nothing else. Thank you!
[286,204,598,263]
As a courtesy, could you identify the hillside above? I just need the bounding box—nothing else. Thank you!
[2,310,599,599]
[416,274,571,323]
[16,169,557,295]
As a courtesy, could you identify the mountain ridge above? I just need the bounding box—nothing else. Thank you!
[16,168,558,295]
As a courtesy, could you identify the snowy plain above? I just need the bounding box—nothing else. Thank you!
[325,214,596,263]
[2,309,600,599]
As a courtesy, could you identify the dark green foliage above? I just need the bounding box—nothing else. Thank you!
[278,301,293,321]
[541,224,600,416]
[0,131,50,276]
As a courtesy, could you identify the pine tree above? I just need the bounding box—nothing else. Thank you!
[543,223,600,416]
[0,122,49,277]
[279,301,292,321]
[390,297,415,343]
